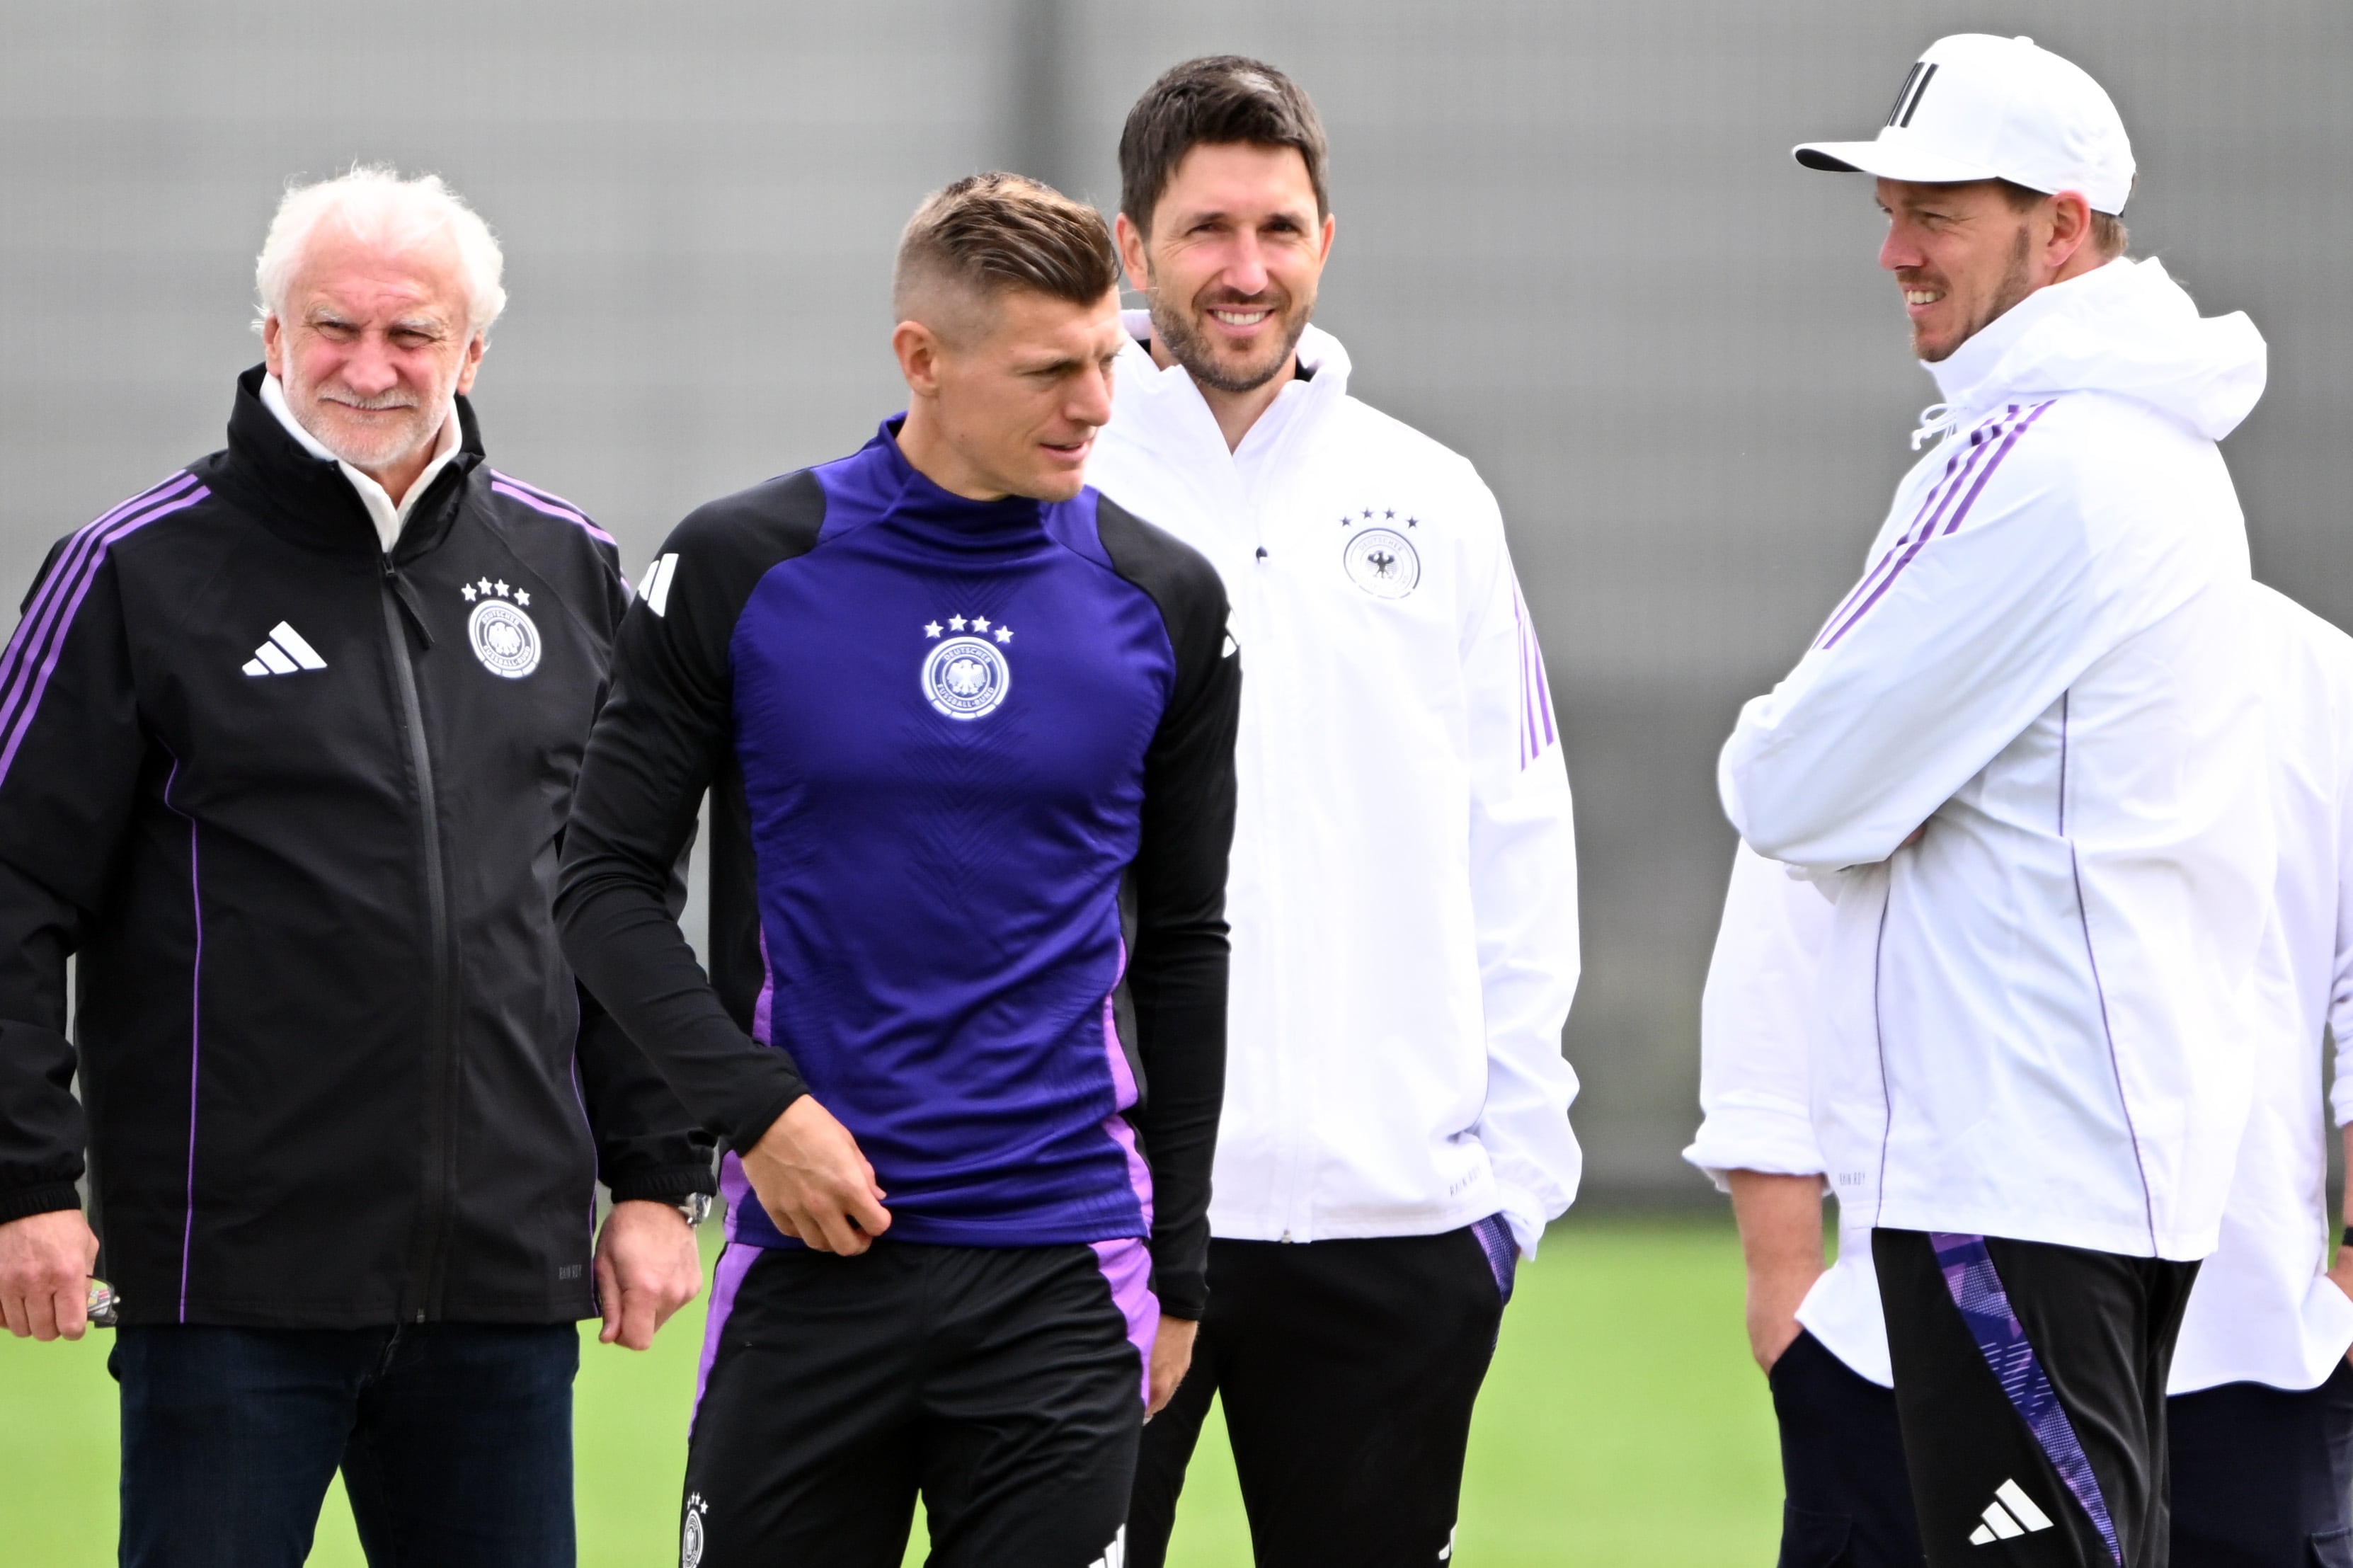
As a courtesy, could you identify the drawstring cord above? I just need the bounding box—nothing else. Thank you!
[1910,401,1961,452]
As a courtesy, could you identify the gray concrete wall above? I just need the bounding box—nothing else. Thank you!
[6,1,2347,1200]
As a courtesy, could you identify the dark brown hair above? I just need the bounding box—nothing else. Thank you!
[1118,55,1329,236]
[1996,178,2130,261]
[893,172,1118,328]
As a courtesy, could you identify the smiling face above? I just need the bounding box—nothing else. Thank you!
[893,284,1126,503]
[261,222,482,486]
[1875,178,2064,363]
[1119,141,1334,394]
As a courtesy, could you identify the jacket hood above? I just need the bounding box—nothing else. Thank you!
[1927,256,2267,441]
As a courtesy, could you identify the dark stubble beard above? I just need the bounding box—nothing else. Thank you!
[1145,269,1313,395]
[1920,225,2038,364]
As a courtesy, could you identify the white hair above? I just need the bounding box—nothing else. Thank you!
[253,166,507,338]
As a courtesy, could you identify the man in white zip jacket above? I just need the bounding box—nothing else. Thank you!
[1719,35,2274,1567]
[1084,57,1581,1568]
[1692,584,2353,1564]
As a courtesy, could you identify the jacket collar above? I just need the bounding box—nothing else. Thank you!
[1112,311,1351,462]
[220,365,486,561]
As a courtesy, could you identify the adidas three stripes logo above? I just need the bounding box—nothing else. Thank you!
[241,622,328,677]
[1969,1478,2055,1545]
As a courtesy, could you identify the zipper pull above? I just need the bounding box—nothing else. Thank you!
[380,556,436,649]
[1254,546,1269,563]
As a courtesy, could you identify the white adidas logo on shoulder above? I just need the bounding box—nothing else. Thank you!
[636,553,679,617]
[1969,1478,2056,1544]
[241,622,328,677]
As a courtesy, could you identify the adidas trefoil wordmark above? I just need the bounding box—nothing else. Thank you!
[241,621,327,677]
[1969,1477,2056,1545]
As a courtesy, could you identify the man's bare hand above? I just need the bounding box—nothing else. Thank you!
[742,1096,890,1255]
[1727,1169,1828,1374]
[593,1199,704,1351]
[1147,1314,1197,1419]
[0,1209,101,1341]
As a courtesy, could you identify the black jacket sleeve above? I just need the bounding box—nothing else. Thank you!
[556,482,821,1153]
[0,539,144,1223]
[1099,500,1240,1319]
[565,539,718,1202]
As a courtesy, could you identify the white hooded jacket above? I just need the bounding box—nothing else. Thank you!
[1086,316,1582,1256]
[1719,257,2272,1260]
[1688,583,2353,1390]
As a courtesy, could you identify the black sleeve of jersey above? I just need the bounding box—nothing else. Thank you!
[1097,498,1240,1320]
[556,473,825,1155]
[559,526,718,1201]
[0,539,142,1222]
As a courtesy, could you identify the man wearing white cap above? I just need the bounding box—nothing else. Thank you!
[1719,33,2274,1567]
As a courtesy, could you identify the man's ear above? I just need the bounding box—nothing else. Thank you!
[2046,190,2094,274]
[262,314,285,379]
[1113,212,1152,297]
[454,333,487,395]
[893,319,947,399]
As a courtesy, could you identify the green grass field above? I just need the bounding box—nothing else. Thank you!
[0,1213,1781,1565]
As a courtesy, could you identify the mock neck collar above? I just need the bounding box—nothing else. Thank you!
[866,416,1049,532]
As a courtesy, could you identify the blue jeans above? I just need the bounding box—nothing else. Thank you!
[111,1321,578,1568]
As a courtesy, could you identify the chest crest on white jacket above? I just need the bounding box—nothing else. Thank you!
[1334,506,1422,600]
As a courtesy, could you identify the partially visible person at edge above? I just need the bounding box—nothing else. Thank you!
[1084,57,1581,1568]
[1717,34,2272,1568]
[1693,580,2353,1567]
[0,168,714,1568]
[555,173,1238,1568]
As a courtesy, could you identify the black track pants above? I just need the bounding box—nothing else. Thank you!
[682,1240,1145,1568]
[1873,1228,2197,1568]
[1767,1328,1923,1566]
[1126,1223,1513,1568]
[2170,1356,2353,1564]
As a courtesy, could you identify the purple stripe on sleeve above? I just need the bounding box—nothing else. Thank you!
[1816,420,2008,650]
[0,488,209,784]
[488,477,618,546]
[1098,945,1153,1230]
[1818,403,2053,651]
[752,927,775,1046]
[0,474,197,718]
[1092,1235,1160,1405]
[1513,592,1538,768]
[1814,435,1987,638]
[1930,1232,2121,1562]
[690,1236,758,1433]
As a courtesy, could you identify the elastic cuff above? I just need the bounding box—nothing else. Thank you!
[606,1165,719,1204]
[0,1183,84,1225]
[1151,1272,1206,1320]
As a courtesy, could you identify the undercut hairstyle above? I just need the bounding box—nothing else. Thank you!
[1118,55,1329,237]
[1996,178,2131,261]
[892,173,1119,343]
[254,164,507,336]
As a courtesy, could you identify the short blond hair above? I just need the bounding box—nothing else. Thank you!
[893,173,1117,340]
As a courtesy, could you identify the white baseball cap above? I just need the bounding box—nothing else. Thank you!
[1794,34,2134,214]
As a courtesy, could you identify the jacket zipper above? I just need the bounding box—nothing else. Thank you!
[380,556,457,1322]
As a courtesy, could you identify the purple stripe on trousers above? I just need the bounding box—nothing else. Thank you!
[1092,1236,1159,1405]
[1819,403,2051,651]
[692,1232,758,1434]
[0,474,198,725]
[1472,1213,1518,1305]
[488,478,618,546]
[0,471,194,702]
[1930,1232,2122,1562]
[0,488,209,783]
[159,753,202,1322]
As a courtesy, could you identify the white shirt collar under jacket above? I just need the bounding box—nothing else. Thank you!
[261,372,463,554]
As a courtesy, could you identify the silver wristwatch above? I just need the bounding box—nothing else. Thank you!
[673,1193,713,1227]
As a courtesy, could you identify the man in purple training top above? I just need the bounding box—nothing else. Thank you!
[557,173,1239,1567]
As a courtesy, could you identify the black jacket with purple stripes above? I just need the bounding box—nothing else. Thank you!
[0,367,712,1329]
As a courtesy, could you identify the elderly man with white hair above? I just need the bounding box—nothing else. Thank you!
[0,166,713,1568]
